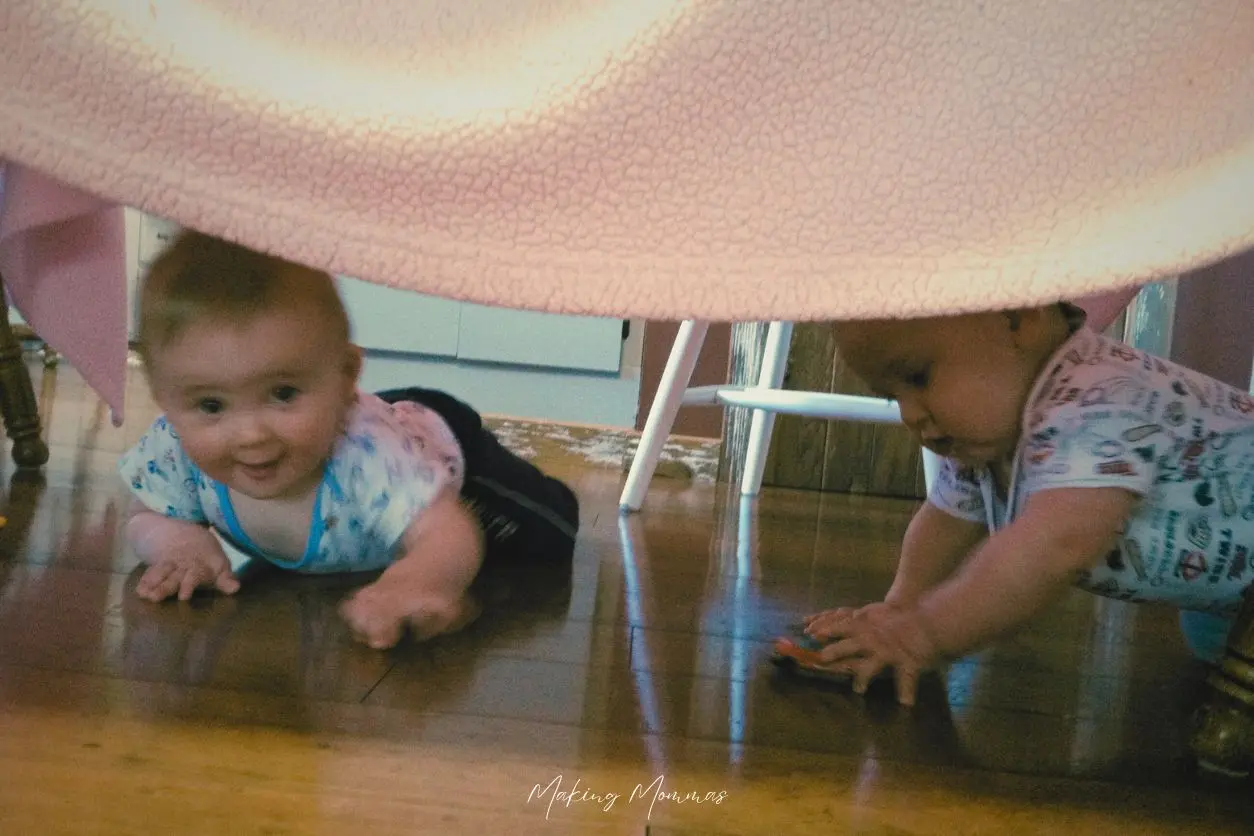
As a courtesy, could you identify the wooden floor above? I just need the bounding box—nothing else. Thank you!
[0,359,1251,835]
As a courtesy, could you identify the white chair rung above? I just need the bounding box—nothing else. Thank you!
[620,320,936,511]
[718,389,902,422]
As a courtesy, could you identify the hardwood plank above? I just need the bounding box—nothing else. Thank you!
[0,666,1247,836]
[818,336,926,498]
[0,564,395,703]
[870,421,927,498]
[819,337,883,495]
[762,322,838,491]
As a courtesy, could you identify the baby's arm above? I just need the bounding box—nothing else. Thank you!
[340,491,485,649]
[805,500,985,633]
[888,500,987,605]
[817,486,1136,703]
[918,486,1135,653]
[125,498,240,602]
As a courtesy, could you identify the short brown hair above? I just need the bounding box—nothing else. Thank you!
[137,230,351,366]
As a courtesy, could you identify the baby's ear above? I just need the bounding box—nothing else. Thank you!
[1007,305,1062,350]
[1007,304,1058,330]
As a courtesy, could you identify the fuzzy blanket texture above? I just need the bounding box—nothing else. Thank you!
[1,0,1251,324]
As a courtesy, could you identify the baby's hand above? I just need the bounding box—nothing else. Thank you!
[804,601,899,639]
[808,603,939,706]
[136,540,240,602]
[339,584,481,649]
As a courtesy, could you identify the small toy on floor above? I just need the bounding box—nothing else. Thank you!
[770,631,858,685]
[771,624,902,689]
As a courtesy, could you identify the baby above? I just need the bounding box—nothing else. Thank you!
[120,231,579,649]
[798,301,1254,705]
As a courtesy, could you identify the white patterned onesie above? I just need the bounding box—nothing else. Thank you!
[931,325,1254,616]
[119,392,465,573]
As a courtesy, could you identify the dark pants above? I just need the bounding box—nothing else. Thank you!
[374,387,580,569]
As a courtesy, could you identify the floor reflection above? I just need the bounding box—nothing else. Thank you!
[615,482,1212,787]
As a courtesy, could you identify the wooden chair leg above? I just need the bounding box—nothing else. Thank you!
[0,280,49,468]
[1190,589,1254,778]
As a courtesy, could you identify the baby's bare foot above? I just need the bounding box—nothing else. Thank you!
[339,583,482,649]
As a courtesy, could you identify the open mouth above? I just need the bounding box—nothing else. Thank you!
[238,459,282,481]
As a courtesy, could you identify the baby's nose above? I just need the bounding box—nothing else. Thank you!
[895,394,930,432]
[231,412,271,445]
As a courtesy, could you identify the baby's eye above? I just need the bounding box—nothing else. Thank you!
[196,398,224,415]
[272,385,300,403]
[903,367,931,389]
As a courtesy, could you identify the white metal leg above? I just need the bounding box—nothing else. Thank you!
[622,319,939,512]
[740,321,793,497]
[619,320,711,512]
[921,447,940,493]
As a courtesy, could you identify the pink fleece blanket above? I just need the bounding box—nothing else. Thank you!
[0,1,1251,418]
[0,158,1139,424]
[0,163,128,424]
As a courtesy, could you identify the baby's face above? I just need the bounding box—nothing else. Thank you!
[834,310,1061,467]
[146,300,359,501]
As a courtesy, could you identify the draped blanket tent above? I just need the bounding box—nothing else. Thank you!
[0,0,1253,419]
[5,0,1254,778]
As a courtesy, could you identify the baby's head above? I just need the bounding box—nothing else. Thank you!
[833,305,1073,467]
[138,230,361,500]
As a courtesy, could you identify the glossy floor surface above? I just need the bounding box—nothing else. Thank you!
[0,360,1251,835]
